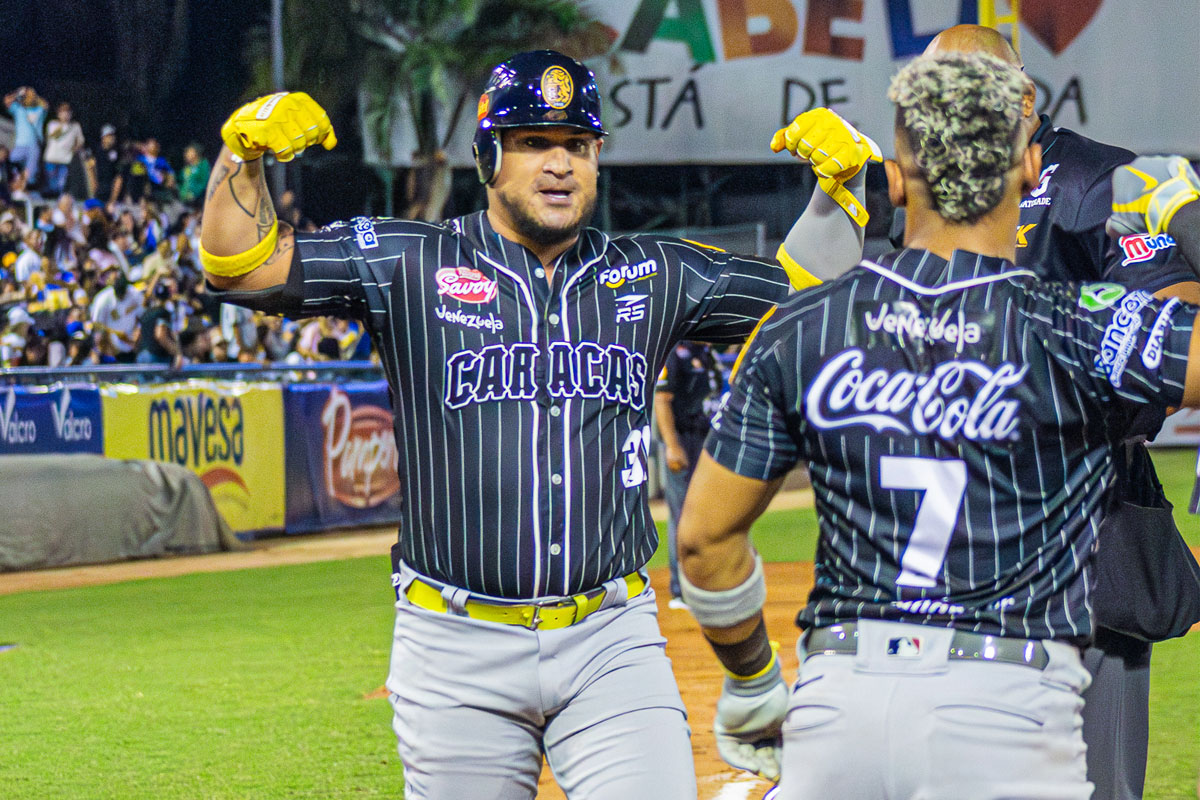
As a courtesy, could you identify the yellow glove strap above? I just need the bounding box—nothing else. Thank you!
[199,221,279,278]
[819,176,871,228]
[724,641,781,682]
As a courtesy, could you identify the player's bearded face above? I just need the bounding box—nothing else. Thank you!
[491,127,601,247]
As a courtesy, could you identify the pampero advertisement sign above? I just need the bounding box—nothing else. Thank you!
[377,1,1200,166]
[0,384,103,455]
[283,382,403,534]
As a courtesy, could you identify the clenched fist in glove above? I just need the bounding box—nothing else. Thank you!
[713,654,790,782]
[1109,155,1200,238]
[221,92,337,163]
[771,107,882,227]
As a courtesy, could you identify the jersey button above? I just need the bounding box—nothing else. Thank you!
[535,267,546,279]
[551,473,563,485]
[549,544,561,555]
[548,313,560,326]
[550,405,562,417]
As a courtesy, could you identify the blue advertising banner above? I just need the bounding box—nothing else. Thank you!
[284,381,402,534]
[0,383,104,455]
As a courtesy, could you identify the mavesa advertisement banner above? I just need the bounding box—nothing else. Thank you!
[101,381,285,532]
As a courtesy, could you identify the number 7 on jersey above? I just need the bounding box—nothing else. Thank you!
[880,456,968,588]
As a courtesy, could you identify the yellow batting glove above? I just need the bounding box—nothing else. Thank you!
[1110,156,1200,237]
[220,92,337,163]
[770,107,882,183]
[771,108,881,227]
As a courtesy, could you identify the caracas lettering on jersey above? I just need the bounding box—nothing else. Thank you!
[444,342,648,410]
[863,302,982,352]
[1095,289,1153,387]
[805,348,1026,442]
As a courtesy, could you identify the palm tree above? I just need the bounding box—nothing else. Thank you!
[249,0,613,218]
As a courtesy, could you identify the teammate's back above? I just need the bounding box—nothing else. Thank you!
[715,247,1191,640]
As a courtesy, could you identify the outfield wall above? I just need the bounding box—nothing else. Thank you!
[0,378,402,537]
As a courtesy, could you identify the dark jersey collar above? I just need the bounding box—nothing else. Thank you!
[864,248,1035,294]
[1030,113,1055,147]
[451,210,609,277]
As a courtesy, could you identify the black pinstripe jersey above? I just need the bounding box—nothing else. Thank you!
[218,210,790,598]
[707,247,1194,640]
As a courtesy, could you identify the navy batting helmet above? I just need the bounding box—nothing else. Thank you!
[472,50,607,185]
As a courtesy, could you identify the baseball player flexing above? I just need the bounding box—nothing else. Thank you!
[197,50,873,798]
[881,26,1200,800]
[677,50,1200,799]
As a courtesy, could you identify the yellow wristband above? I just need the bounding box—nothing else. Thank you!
[199,221,279,278]
[775,243,822,291]
[724,640,781,682]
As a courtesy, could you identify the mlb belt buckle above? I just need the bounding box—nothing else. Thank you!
[803,621,1051,670]
[406,571,646,630]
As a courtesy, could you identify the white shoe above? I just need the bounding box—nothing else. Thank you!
[667,597,689,611]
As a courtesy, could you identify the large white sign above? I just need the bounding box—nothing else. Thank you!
[370,1,1200,167]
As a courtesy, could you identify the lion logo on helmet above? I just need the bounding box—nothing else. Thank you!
[541,66,574,110]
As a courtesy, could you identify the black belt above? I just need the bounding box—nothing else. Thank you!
[804,621,1050,670]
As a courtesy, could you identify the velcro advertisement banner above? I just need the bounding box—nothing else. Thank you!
[283,382,402,534]
[101,381,285,532]
[0,383,104,455]
[374,1,1200,166]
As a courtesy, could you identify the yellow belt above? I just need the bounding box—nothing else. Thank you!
[405,572,647,630]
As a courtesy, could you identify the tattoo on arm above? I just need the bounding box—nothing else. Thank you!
[256,192,277,239]
[262,224,294,267]
[206,163,232,203]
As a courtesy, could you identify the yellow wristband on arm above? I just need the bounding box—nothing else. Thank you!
[199,220,279,278]
[775,244,821,290]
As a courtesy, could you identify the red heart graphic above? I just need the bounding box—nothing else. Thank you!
[1020,1,1103,54]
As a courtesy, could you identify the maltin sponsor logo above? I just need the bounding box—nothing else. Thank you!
[321,388,400,508]
[436,267,498,304]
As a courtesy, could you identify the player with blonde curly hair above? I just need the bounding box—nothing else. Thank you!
[680,49,1200,800]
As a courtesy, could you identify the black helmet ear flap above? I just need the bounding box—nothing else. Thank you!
[472,129,502,185]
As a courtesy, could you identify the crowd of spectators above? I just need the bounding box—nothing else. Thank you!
[0,85,370,370]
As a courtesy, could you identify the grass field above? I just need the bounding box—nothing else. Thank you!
[1,449,1198,798]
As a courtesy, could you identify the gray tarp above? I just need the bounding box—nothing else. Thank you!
[0,455,240,571]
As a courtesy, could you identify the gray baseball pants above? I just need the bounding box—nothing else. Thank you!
[386,562,696,799]
[778,619,1093,800]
